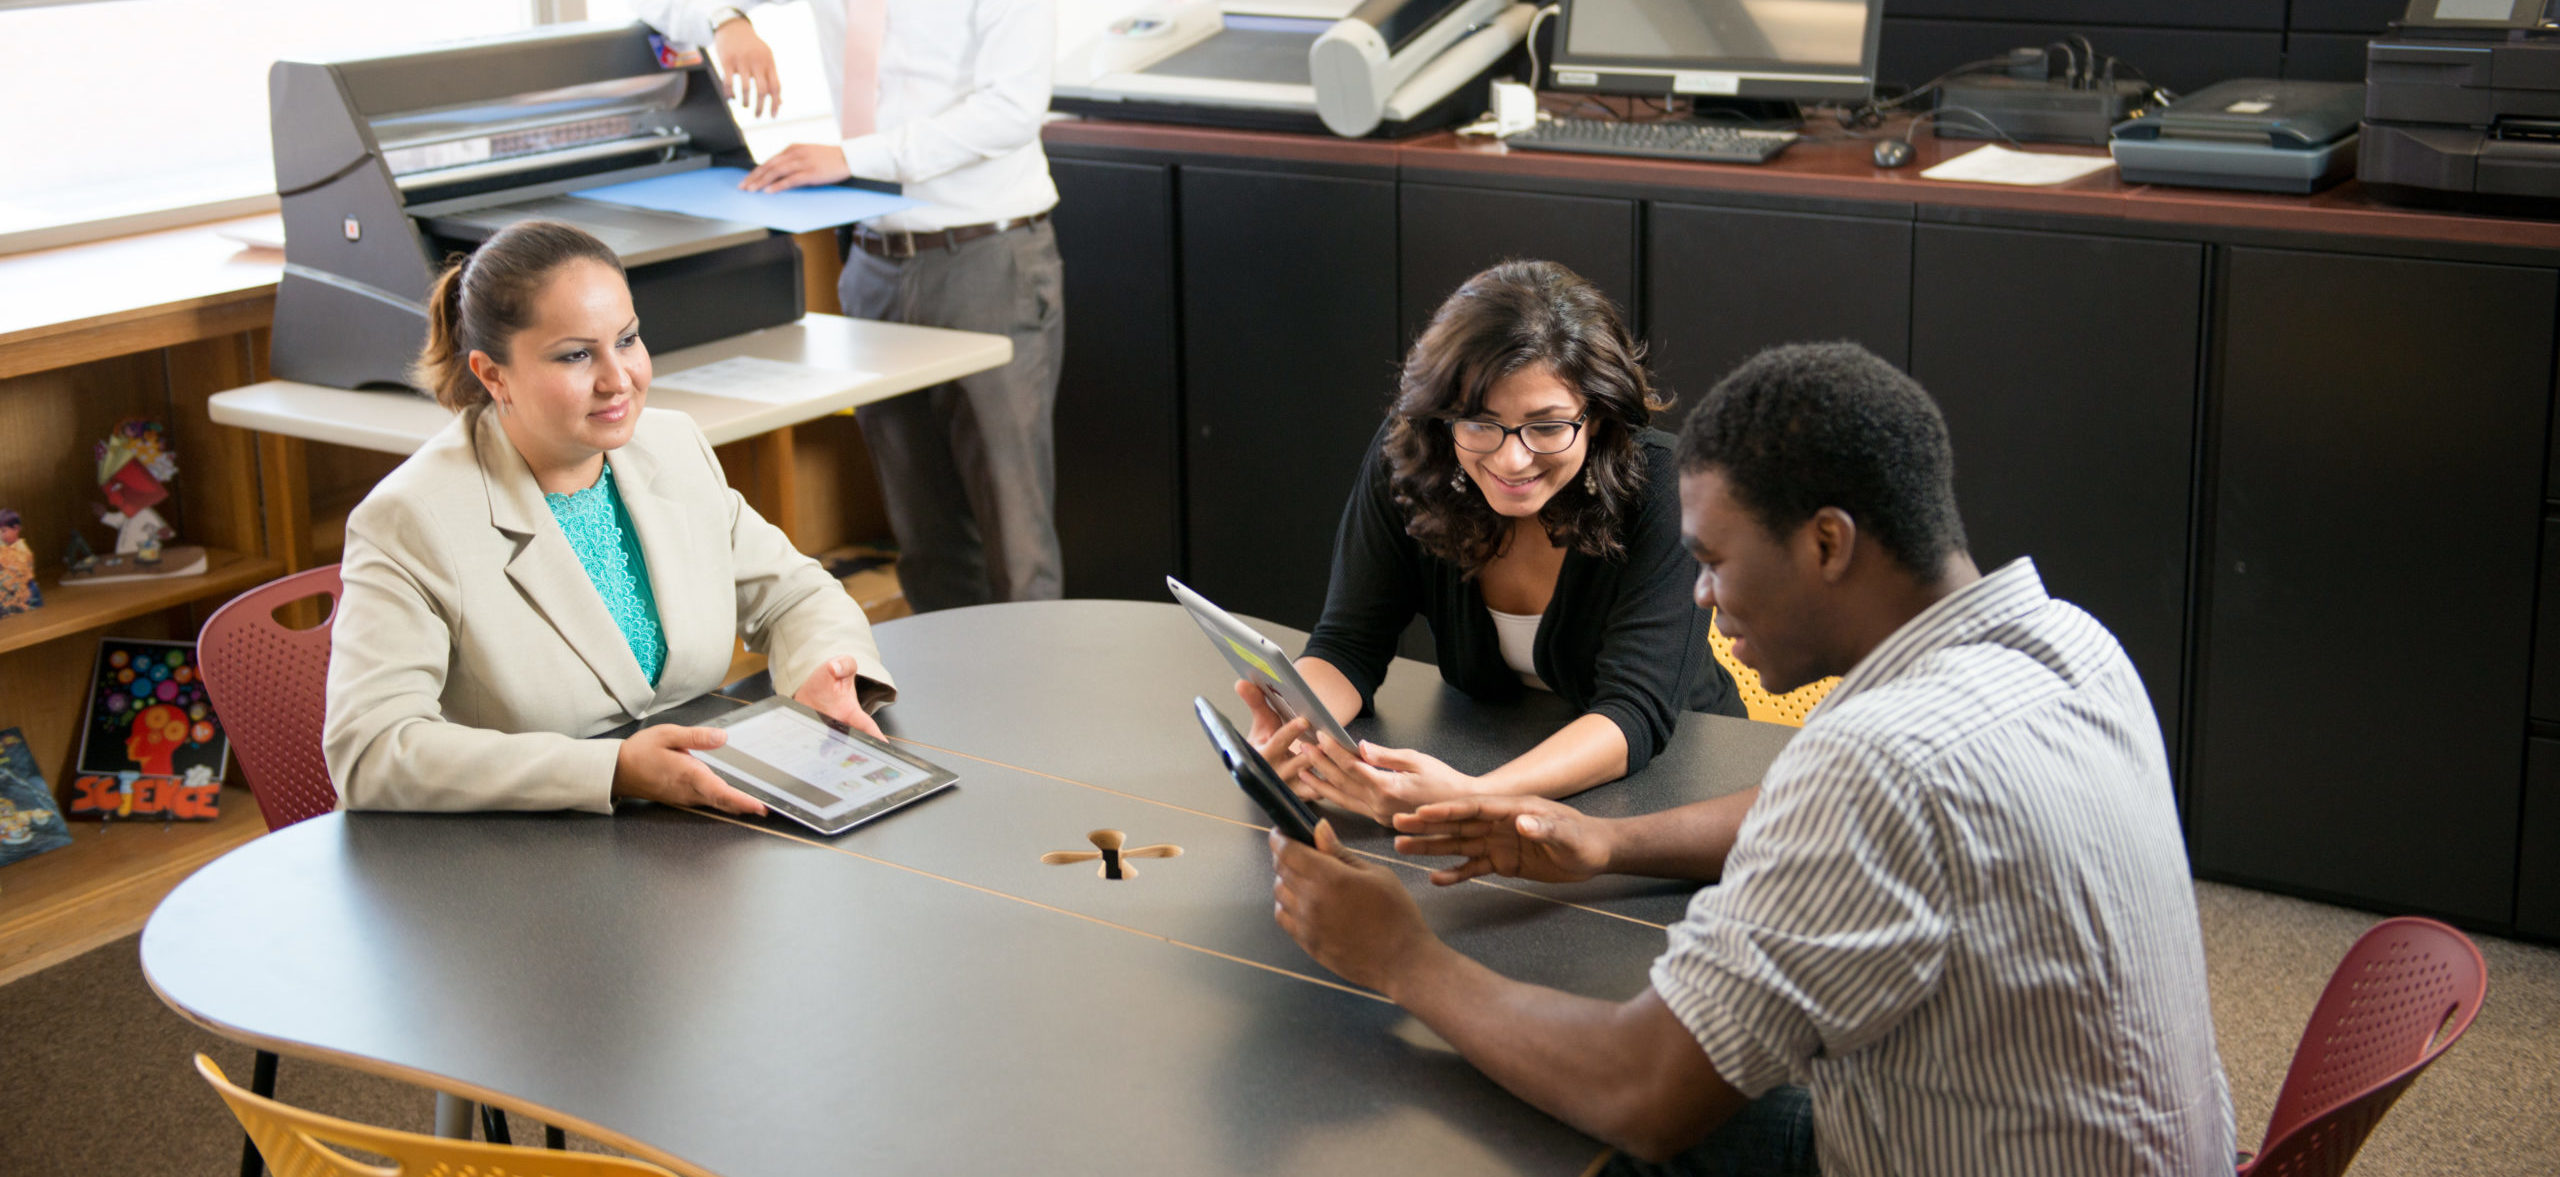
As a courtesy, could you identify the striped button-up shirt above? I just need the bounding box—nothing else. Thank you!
[1652,558,2234,1175]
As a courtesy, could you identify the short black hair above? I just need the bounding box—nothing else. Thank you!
[1675,341,1967,572]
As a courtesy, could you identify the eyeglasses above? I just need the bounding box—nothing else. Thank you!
[1449,415,1587,455]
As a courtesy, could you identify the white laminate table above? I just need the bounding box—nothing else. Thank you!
[207,312,1012,564]
[208,312,1011,454]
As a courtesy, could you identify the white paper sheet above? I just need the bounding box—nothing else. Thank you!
[1920,144,2117,187]
[652,356,873,405]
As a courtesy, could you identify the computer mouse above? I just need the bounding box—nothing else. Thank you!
[1872,138,1915,168]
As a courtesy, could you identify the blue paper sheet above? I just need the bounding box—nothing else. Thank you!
[574,167,914,234]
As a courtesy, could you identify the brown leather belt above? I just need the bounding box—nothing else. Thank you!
[849,211,1050,259]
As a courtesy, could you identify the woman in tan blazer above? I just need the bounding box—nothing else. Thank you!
[324,220,894,814]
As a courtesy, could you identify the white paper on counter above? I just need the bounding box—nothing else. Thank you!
[653,356,872,405]
[1921,144,2116,186]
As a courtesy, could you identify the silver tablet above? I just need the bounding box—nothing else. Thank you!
[1166,575,1359,754]
[687,696,957,836]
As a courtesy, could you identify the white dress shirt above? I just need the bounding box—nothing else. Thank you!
[634,0,1059,232]
[1651,559,2235,1176]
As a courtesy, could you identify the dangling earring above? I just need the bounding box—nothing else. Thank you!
[1451,467,1470,492]
[1584,465,1598,496]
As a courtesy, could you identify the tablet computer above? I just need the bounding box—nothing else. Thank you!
[1166,575,1359,755]
[1193,697,1322,844]
[684,696,957,836]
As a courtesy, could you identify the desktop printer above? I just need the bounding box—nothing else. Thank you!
[2360,0,2560,207]
[268,23,803,392]
[2110,79,2366,193]
[1055,0,1534,138]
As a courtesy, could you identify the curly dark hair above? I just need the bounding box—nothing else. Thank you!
[1385,260,1668,575]
[1675,341,1969,572]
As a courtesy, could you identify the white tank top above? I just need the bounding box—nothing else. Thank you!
[1487,607,1551,692]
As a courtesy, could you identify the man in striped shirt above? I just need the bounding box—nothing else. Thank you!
[1269,342,2234,1175]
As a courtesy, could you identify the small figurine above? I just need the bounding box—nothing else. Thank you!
[94,418,178,555]
[63,530,97,573]
[0,508,40,618]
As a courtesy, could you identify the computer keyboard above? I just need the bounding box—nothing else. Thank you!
[1504,117,1799,165]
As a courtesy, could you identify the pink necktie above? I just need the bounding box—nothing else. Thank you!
[839,0,886,137]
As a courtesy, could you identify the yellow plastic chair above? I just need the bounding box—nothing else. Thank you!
[196,1054,678,1177]
[1707,609,1838,727]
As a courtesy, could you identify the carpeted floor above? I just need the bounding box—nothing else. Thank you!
[3,880,2553,1175]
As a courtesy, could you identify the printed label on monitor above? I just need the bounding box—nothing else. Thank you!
[1673,70,1742,95]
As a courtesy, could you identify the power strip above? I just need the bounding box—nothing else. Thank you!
[1936,76,2153,147]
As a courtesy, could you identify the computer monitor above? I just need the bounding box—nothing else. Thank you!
[1545,0,1884,111]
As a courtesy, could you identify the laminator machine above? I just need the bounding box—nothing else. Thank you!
[268,23,803,392]
[1056,0,1535,138]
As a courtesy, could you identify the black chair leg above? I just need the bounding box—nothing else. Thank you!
[480,1103,512,1145]
[545,1123,567,1150]
[238,1050,278,1177]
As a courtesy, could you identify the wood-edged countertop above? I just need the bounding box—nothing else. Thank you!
[0,216,283,381]
[1042,115,2560,254]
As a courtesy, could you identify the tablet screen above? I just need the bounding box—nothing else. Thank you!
[698,705,940,819]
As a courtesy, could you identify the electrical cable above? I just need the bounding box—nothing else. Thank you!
[1858,54,2027,121]
[1906,105,2028,150]
[2069,34,2099,87]
[1524,3,1559,92]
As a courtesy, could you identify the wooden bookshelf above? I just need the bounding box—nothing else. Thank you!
[0,788,263,986]
[0,547,282,657]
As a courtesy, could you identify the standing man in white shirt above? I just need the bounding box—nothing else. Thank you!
[634,0,1065,612]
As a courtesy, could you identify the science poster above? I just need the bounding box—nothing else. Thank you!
[68,638,227,820]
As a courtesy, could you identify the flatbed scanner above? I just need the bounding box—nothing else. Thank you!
[2360,0,2560,208]
[1056,0,1534,138]
[2110,79,2366,193]
[269,23,804,392]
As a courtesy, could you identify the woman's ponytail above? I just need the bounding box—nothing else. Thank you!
[412,258,488,412]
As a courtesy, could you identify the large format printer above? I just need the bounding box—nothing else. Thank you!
[269,23,803,392]
[1056,0,1534,138]
[2361,0,2560,207]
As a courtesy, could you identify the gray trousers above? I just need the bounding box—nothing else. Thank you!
[839,220,1065,612]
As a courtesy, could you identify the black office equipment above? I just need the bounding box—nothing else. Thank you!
[1193,696,1323,844]
[1542,0,1883,122]
[1936,74,2152,147]
[2360,0,2560,208]
[1506,117,1798,163]
[267,23,806,392]
[2111,80,2366,193]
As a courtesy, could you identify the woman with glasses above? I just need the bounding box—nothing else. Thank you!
[1239,260,1743,821]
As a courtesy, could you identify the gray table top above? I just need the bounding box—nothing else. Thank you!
[144,599,1792,1177]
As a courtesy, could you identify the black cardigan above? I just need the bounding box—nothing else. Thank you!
[1301,426,1745,776]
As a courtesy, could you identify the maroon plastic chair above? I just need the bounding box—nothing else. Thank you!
[2237,916,2487,1177]
[198,564,343,834]
[197,564,347,1177]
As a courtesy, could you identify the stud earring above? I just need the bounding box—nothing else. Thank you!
[1451,467,1470,492]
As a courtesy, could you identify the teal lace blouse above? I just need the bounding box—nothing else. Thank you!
[545,462,667,685]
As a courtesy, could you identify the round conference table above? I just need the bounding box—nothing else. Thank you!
[143,600,1794,1177]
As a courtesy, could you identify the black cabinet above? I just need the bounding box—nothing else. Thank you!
[2539,520,2560,724]
[1180,165,1399,630]
[1647,202,1911,411]
[2523,739,2560,940]
[2190,248,2556,922]
[1398,183,1637,349]
[1050,157,1182,601]
[1911,226,2204,775]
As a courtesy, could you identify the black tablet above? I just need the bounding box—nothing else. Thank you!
[686,696,957,836]
[1193,696,1322,844]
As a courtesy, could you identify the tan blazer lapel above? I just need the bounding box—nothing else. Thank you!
[476,412,656,719]
[608,439,729,699]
